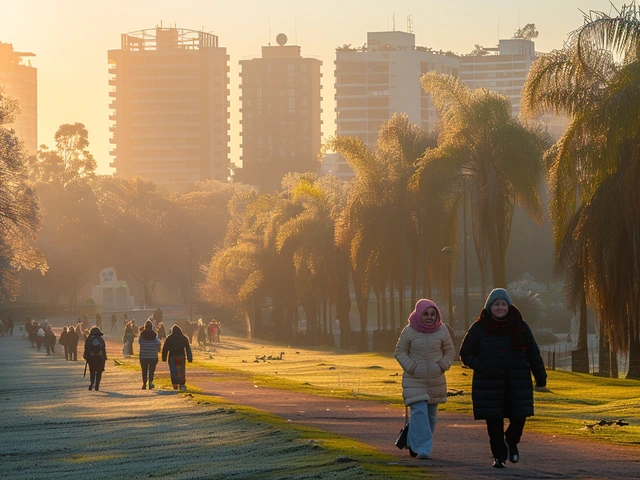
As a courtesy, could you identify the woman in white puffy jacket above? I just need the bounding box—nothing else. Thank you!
[394,299,455,459]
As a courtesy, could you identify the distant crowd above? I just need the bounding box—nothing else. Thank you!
[5,308,223,393]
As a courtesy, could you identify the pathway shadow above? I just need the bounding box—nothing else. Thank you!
[103,391,140,399]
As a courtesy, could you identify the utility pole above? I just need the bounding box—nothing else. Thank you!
[463,178,469,331]
[441,246,454,325]
[189,241,193,323]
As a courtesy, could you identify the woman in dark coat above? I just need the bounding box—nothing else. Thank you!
[459,288,547,469]
[59,326,69,360]
[161,324,193,390]
[66,326,79,361]
[83,326,107,391]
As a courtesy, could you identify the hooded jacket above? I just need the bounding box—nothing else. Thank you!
[83,326,107,361]
[395,301,455,406]
[138,323,161,360]
[161,325,193,363]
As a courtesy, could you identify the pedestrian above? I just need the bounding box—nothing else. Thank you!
[25,317,33,344]
[215,322,221,344]
[138,320,161,389]
[84,326,107,391]
[43,326,56,355]
[36,325,45,351]
[207,320,216,344]
[60,326,69,360]
[197,319,206,346]
[161,324,193,390]
[123,323,135,358]
[459,288,547,469]
[95,312,102,329]
[66,325,79,361]
[0,319,4,336]
[394,299,455,459]
[110,314,118,331]
[123,313,128,330]
[30,319,38,347]
[153,307,163,324]
[157,322,167,342]
[7,315,14,335]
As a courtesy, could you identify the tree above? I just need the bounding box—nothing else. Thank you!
[522,5,640,378]
[514,23,539,41]
[418,72,549,292]
[468,44,490,56]
[0,89,46,301]
[30,123,96,186]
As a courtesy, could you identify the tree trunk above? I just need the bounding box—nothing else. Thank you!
[411,259,417,308]
[572,298,590,373]
[375,288,382,330]
[335,248,352,349]
[610,344,619,378]
[389,270,395,333]
[627,321,640,379]
[352,265,368,352]
[598,321,610,377]
[381,283,388,331]
[398,267,405,334]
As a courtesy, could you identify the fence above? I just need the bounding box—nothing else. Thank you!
[539,339,630,376]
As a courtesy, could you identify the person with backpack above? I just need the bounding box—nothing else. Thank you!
[394,299,455,459]
[43,326,56,355]
[161,324,193,390]
[83,326,107,391]
[138,320,161,389]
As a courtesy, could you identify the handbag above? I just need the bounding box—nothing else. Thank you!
[395,406,409,449]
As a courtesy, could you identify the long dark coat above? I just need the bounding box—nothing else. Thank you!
[161,325,193,362]
[459,305,547,419]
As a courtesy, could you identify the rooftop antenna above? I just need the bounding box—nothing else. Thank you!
[518,7,521,30]
[268,17,271,46]
[407,8,414,34]
[392,13,396,31]
[387,12,390,31]
[295,17,298,45]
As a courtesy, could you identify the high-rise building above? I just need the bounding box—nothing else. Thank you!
[108,27,230,184]
[0,42,37,156]
[334,31,460,150]
[460,38,567,138]
[239,34,322,192]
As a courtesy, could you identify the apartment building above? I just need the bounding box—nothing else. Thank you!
[460,38,567,138]
[0,42,37,155]
[239,35,322,192]
[334,31,460,151]
[108,27,230,184]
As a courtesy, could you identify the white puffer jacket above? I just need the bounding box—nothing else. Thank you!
[394,323,455,405]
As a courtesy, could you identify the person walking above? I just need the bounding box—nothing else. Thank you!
[36,325,45,351]
[59,326,69,360]
[83,326,107,391]
[161,324,193,390]
[66,325,79,361]
[157,322,167,342]
[43,326,56,355]
[138,320,161,389]
[459,288,547,469]
[110,314,118,332]
[7,315,14,335]
[95,312,102,330]
[394,299,455,460]
[123,323,135,358]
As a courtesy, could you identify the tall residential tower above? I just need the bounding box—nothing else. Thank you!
[239,34,322,192]
[0,42,37,156]
[108,27,230,184]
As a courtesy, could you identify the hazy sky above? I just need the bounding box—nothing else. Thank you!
[1,0,618,173]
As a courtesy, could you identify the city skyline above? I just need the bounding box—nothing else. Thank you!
[1,0,618,173]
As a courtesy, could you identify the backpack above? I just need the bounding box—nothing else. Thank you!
[90,336,102,355]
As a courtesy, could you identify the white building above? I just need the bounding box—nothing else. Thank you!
[334,31,460,150]
[460,38,567,139]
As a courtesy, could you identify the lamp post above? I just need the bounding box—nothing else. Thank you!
[462,177,470,331]
[441,246,454,325]
[189,241,193,323]
[412,213,425,298]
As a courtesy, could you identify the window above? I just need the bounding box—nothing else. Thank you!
[300,64,307,72]
[288,64,295,72]
[289,97,295,112]
[289,89,295,97]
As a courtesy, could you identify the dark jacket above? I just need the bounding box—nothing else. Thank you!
[66,329,80,348]
[83,327,107,361]
[162,325,193,362]
[139,328,161,360]
[459,306,546,420]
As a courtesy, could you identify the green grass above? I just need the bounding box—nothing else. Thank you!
[187,333,640,448]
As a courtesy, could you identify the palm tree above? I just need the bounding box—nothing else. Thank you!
[522,5,640,378]
[417,72,549,295]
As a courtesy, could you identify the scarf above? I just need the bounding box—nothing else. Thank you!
[408,299,443,334]
[475,305,526,349]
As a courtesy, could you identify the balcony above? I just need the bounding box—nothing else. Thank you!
[109,91,117,97]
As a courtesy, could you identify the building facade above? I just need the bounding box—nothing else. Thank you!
[239,36,322,192]
[334,31,460,150]
[108,27,230,184]
[460,38,567,138]
[0,42,37,156]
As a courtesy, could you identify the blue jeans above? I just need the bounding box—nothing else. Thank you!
[408,401,438,457]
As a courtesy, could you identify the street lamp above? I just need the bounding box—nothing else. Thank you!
[462,176,470,331]
[441,246,454,326]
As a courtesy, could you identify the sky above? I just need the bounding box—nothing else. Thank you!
[0,0,619,173]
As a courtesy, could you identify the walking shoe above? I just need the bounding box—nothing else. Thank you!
[179,384,187,391]
[149,383,155,389]
[142,384,147,390]
[88,384,93,391]
[95,385,99,391]
[507,443,519,463]
[492,457,507,468]
[418,454,430,460]
[408,447,417,458]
